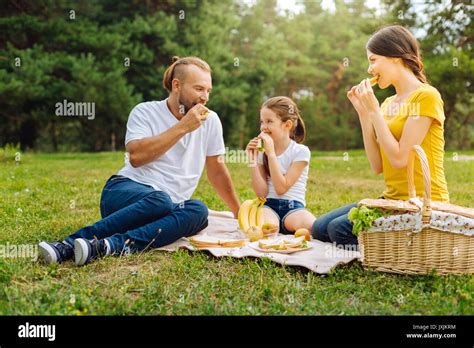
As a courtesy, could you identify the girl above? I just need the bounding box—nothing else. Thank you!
[246,96,316,234]
[312,25,449,248]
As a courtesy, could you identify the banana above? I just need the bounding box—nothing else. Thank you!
[255,201,265,228]
[238,199,255,233]
[248,203,258,228]
[238,197,267,235]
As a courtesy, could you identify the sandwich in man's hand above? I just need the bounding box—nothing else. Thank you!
[200,110,209,120]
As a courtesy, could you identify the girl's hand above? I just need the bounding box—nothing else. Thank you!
[353,78,381,117]
[258,132,275,157]
[246,137,259,165]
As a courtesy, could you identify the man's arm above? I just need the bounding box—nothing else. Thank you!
[206,155,240,218]
[127,123,187,168]
[127,104,207,168]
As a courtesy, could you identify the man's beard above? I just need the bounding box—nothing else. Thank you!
[178,94,195,115]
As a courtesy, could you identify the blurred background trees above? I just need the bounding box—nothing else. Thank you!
[0,0,472,152]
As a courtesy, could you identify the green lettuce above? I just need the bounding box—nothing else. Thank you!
[348,206,387,236]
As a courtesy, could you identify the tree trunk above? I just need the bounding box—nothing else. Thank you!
[111,132,116,151]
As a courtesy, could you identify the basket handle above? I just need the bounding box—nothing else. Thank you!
[407,145,432,224]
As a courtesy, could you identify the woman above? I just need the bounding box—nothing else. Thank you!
[312,25,449,248]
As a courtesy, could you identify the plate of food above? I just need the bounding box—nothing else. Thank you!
[248,236,313,254]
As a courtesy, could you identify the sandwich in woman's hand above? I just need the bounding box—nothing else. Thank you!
[369,76,379,86]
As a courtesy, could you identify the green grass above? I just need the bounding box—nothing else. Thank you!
[0,151,473,315]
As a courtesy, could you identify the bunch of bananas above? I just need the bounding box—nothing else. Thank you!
[238,197,266,234]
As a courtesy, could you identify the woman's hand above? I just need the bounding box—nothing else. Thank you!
[246,137,259,166]
[258,132,276,157]
[347,85,368,116]
[353,78,381,118]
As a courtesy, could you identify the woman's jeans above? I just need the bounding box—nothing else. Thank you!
[311,203,358,248]
[65,175,209,254]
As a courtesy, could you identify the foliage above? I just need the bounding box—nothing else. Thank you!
[0,0,472,151]
[0,143,21,162]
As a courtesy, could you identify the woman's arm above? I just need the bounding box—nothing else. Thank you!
[354,79,433,169]
[359,116,383,174]
[370,113,433,168]
[348,85,383,174]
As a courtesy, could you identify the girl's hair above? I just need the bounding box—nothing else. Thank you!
[162,56,211,92]
[260,96,306,177]
[366,25,427,83]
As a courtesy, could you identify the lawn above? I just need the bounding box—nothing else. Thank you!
[0,151,473,315]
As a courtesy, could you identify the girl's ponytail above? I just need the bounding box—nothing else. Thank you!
[291,114,306,144]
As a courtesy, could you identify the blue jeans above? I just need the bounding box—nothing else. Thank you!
[65,175,209,254]
[264,198,305,234]
[311,203,358,247]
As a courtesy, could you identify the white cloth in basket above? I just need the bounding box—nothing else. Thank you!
[369,211,474,236]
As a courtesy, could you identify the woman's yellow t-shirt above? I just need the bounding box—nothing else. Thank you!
[379,84,449,202]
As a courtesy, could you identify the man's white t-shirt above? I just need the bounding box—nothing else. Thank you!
[258,140,311,206]
[117,99,225,203]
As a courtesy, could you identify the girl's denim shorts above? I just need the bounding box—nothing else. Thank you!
[263,198,305,234]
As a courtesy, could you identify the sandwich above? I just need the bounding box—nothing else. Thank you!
[262,223,279,238]
[258,236,308,250]
[200,109,209,120]
[369,76,379,87]
[257,138,265,153]
[189,235,248,249]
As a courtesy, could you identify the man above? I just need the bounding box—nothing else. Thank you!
[39,56,240,266]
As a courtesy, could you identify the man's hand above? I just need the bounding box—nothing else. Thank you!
[180,104,209,133]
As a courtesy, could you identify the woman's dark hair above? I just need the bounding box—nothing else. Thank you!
[261,96,306,177]
[366,25,427,83]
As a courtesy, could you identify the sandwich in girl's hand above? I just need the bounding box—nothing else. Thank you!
[245,96,316,237]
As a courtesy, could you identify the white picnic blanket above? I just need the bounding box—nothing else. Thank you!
[155,210,360,274]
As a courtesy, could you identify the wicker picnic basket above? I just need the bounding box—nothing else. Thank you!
[357,145,474,275]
